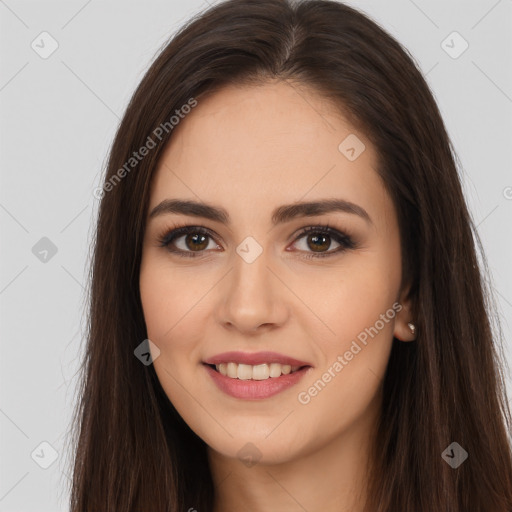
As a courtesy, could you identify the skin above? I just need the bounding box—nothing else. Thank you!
[139,80,415,512]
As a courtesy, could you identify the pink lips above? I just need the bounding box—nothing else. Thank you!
[202,351,313,400]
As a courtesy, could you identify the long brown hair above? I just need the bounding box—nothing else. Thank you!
[67,0,512,510]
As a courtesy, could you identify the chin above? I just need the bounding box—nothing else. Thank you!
[206,435,305,467]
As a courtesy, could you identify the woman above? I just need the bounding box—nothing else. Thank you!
[68,0,512,510]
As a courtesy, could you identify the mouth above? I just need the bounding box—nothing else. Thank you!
[202,361,312,400]
[204,362,310,381]
[202,351,313,399]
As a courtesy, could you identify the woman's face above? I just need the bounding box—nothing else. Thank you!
[139,80,414,465]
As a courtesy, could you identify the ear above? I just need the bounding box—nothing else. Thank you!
[393,284,416,342]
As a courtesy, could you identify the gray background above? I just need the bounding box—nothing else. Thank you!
[0,0,511,510]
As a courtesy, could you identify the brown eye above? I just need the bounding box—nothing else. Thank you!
[159,224,356,259]
[159,226,219,257]
[305,233,331,252]
[291,226,356,259]
[183,232,209,251]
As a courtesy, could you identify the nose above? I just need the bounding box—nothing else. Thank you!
[215,250,289,334]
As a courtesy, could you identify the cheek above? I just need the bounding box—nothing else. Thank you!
[290,254,399,426]
[292,298,397,456]
[138,255,223,388]
[292,349,388,460]
[290,251,400,344]
[139,258,209,349]
[139,259,213,429]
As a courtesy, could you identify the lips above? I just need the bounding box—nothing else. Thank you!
[203,351,311,367]
[203,363,312,400]
[202,351,313,399]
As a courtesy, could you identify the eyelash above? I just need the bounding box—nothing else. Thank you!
[156,223,357,260]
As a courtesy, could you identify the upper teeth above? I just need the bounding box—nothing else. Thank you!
[215,362,301,380]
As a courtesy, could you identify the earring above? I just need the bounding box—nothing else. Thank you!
[407,322,416,336]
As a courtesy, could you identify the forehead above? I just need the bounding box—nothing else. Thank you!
[149,81,390,228]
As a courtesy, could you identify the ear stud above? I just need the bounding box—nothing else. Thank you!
[407,322,416,336]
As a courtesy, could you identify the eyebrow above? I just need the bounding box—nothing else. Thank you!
[148,198,373,226]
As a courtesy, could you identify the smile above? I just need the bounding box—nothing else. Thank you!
[211,362,303,380]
